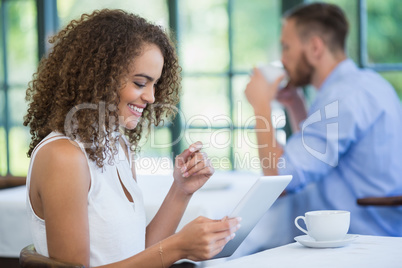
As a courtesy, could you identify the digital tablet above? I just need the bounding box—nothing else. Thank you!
[212,175,292,259]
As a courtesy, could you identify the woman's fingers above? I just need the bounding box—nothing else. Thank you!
[183,159,210,178]
[188,166,215,178]
[208,217,242,233]
[193,216,241,237]
[181,216,241,261]
[181,152,212,177]
[202,219,240,259]
[175,141,204,167]
[188,141,203,153]
[207,234,235,258]
[180,152,205,172]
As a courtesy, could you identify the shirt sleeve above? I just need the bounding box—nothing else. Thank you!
[279,83,384,193]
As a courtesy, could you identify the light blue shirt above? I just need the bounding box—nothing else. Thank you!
[279,59,402,236]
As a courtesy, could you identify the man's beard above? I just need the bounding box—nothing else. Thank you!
[286,51,314,88]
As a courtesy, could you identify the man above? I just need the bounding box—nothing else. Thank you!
[245,2,402,236]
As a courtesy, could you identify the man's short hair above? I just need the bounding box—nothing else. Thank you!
[284,2,349,53]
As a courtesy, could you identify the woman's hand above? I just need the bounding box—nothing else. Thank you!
[175,216,241,261]
[173,141,214,195]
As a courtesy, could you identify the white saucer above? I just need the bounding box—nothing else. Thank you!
[294,234,359,248]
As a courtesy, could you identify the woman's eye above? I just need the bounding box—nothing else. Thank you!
[134,82,146,88]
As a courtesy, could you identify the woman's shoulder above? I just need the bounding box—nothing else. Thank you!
[37,138,86,163]
[33,138,91,188]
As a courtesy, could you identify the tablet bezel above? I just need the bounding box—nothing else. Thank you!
[212,175,292,259]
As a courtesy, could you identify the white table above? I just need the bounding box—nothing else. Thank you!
[210,235,402,268]
[0,185,32,257]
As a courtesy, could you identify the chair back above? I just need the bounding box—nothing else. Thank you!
[357,196,402,206]
[0,175,26,189]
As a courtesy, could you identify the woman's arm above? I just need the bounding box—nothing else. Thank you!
[31,140,91,266]
[100,216,240,268]
[145,180,193,247]
[145,142,214,247]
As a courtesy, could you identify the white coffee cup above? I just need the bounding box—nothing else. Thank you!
[294,210,350,241]
[258,61,288,88]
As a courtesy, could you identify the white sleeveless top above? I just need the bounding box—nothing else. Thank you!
[26,132,146,266]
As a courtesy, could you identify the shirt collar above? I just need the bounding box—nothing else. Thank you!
[319,58,358,91]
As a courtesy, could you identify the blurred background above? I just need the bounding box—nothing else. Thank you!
[1,0,401,178]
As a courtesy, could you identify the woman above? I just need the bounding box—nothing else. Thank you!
[24,9,240,267]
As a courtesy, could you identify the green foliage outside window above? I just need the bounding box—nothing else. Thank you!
[313,0,402,98]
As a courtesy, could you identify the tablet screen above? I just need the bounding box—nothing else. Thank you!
[212,175,292,259]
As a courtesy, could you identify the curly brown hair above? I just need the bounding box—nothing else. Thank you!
[24,9,181,168]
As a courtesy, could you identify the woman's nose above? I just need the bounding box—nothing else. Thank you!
[142,85,155,104]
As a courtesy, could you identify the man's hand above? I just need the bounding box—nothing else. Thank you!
[276,85,304,109]
[245,67,285,111]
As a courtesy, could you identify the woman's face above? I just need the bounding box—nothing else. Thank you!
[118,44,163,130]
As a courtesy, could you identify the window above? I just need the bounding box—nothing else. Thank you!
[1,0,400,177]
[174,0,283,173]
[364,0,402,99]
[0,0,170,176]
[0,0,37,176]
